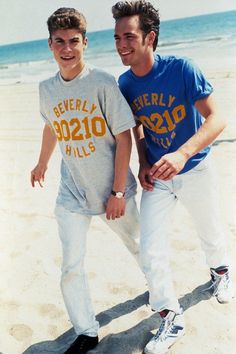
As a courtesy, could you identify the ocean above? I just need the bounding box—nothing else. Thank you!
[0,10,235,85]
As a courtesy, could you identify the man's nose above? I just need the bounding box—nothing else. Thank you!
[63,42,73,51]
[117,38,127,49]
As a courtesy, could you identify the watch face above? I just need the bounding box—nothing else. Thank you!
[116,192,123,198]
[111,190,124,198]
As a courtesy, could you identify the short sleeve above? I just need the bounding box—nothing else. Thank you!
[183,59,213,103]
[39,82,50,124]
[103,77,136,136]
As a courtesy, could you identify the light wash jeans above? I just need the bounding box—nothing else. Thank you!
[55,196,139,336]
[140,155,228,313]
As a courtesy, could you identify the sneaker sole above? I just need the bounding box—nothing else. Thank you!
[143,331,185,354]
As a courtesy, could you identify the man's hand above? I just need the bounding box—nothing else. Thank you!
[106,195,126,220]
[31,163,47,187]
[138,163,154,191]
[149,150,188,181]
[30,123,57,188]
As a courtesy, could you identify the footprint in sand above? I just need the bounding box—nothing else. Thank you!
[38,303,64,319]
[5,300,20,312]
[9,324,33,341]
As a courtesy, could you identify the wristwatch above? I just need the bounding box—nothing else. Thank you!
[111,190,125,199]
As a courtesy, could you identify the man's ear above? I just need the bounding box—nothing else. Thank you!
[147,31,156,47]
[83,36,88,49]
[48,38,52,50]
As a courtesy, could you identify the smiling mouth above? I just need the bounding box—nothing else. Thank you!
[119,50,133,56]
[61,56,75,61]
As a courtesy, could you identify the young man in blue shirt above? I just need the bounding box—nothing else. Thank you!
[112,1,234,353]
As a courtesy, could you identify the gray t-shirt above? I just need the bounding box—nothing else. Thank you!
[39,64,137,215]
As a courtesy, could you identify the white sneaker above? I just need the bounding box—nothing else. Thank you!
[210,268,234,303]
[144,309,185,354]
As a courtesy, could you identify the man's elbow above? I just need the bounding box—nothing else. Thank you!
[218,115,227,132]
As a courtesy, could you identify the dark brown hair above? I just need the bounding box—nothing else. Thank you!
[112,1,160,50]
[47,8,87,38]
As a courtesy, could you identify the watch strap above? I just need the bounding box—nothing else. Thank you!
[111,190,125,198]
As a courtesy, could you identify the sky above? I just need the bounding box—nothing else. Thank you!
[1,0,236,45]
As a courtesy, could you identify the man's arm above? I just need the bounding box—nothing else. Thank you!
[31,123,57,187]
[149,94,226,181]
[106,129,132,220]
[133,123,154,191]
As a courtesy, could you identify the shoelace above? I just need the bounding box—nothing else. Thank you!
[204,272,229,295]
[154,316,174,342]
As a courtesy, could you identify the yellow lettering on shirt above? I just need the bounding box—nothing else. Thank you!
[151,93,158,105]
[168,95,175,107]
[51,98,103,160]
[58,102,65,115]
[63,100,69,111]
[53,107,60,118]
[65,145,72,156]
[53,98,97,118]
[133,98,140,112]
[159,93,165,107]
[69,99,74,111]
[131,93,177,114]
[65,141,96,159]
[52,116,106,143]
[90,104,97,115]
[143,94,151,106]
[136,104,186,135]
[75,99,81,111]
[82,100,88,112]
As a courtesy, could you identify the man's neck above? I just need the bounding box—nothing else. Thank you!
[131,55,155,77]
[60,62,86,82]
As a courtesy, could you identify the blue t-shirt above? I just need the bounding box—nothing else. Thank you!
[118,55,213,174]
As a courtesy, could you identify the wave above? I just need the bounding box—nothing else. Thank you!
[0,58,55,70]
[0,32,235,84]
[86,34,234,57]
[158,34,232,49]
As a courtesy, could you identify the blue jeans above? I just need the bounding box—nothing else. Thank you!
[55,196,139,336]
[140,155,228,313]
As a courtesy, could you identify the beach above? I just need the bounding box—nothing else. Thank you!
[0,62,236,354]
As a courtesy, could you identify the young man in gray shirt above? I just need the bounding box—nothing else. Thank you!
[31,7,139,354]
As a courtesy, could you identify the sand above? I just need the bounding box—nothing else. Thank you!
[0,65,235,354]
